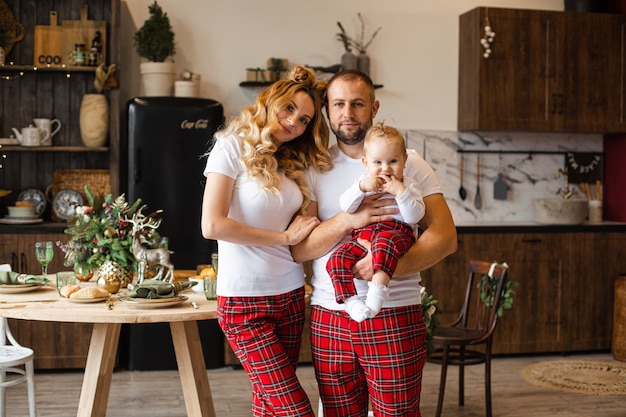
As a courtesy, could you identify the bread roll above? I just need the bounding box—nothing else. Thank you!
[69,286,110,299]
[15,201,35,208]
[60,284,81,298]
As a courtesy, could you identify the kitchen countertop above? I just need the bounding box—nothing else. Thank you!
[455,220,626,233]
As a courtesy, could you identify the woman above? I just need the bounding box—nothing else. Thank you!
[201,65,331,416]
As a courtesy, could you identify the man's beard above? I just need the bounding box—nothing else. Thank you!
[332,122,370,146]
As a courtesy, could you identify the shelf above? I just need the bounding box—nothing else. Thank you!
[239,81,383,89]
[0,146,108,152]
[0,64,98,74]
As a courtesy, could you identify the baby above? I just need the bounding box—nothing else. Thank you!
[326,122,425,322]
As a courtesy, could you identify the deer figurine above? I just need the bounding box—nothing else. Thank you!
[127,207,174,282]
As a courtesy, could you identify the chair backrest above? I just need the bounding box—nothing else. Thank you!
[0,263,18,347]
[453,260,509,344]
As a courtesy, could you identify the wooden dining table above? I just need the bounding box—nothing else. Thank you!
[0,278,218,417]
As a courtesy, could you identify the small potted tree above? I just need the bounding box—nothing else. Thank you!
[133,1,176,96]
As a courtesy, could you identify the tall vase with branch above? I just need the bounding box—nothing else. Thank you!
[80,63,117,148]
[336,13,382,76]
[336,21,357,71]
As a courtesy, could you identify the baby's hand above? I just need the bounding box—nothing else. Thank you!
[378,174,406,197]
[360,176,384,193]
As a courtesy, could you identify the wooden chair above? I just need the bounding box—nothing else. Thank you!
[0,264,37,417]
[427,260,509,417]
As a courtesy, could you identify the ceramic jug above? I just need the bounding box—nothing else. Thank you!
[33,118,61,146]
[11,124,49,147]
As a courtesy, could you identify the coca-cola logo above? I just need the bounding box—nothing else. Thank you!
[181,119,210,129]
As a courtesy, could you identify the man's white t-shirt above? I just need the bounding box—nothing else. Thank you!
[204,134,305,297]
[306,144,443,310]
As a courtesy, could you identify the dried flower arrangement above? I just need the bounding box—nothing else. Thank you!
[336,13,382,54]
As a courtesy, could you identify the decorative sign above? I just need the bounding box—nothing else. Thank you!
[565,152,603,183]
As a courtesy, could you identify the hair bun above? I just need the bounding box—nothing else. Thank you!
[290,65,315,84]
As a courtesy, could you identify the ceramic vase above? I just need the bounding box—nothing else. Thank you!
[80,94,109,147]
[341,51,357,71]
[140,61,176,96]
[357,51,370,76]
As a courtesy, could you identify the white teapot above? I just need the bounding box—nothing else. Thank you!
[11,124,49,147]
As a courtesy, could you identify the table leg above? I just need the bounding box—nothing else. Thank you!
[77,323,121,417]
[170,321,216,417]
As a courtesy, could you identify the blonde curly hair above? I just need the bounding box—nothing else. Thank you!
[215,65,332,210]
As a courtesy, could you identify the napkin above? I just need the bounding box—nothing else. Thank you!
[126,279,196,299]
[0,271,48,285]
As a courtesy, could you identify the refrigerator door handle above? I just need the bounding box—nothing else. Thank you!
[134,148,142,183]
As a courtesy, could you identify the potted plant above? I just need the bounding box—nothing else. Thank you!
[133,1,176,96]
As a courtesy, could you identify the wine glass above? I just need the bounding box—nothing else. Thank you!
[35,241,54,277]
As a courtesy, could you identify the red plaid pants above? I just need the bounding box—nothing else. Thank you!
[311,304,426,417]
[218,287,314,417]
[327,220,415,303]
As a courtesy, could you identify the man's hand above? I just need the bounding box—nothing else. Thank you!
[351,193,398,230]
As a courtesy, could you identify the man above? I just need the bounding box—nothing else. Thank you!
[292,70,457,416]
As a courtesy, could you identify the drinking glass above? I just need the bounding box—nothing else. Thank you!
[56,271,76,296]
[35,241,54,277]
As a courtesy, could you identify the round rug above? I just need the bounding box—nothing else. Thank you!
[520,360,626,396]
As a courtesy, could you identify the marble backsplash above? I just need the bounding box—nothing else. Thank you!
[403,130,603,224]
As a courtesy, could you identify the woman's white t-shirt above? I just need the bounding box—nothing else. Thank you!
[204,134,305,297]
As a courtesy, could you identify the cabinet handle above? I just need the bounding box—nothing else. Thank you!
[550,93,557,114]
[522,238,544,243]
[20,252,27,272]
[558,94,564,115]
[11,252,18,271]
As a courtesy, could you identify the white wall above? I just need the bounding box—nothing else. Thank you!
[120,0,564,130]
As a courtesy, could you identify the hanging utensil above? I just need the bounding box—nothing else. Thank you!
[459,153,467,200]
[474,154,483,209]
[493,154,508,201]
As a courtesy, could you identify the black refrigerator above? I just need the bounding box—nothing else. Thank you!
[125,96,223,269]
[120,96,225,370]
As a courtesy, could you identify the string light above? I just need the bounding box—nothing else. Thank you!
[481,16,496,59]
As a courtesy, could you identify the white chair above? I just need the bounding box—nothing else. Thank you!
[0,264,37,417]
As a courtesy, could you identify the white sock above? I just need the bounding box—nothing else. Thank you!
[365,282,389,318]
[344,295,370,323]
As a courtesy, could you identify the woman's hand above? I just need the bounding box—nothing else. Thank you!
[285,215,320,246]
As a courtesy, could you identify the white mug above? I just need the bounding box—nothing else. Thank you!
[33,118,62,146]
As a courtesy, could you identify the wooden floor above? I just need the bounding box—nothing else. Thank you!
[5,351,626,416]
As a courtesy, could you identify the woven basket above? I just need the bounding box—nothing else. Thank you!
[45,169,111,204]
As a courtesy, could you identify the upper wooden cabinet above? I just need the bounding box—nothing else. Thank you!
[458,7,626,133]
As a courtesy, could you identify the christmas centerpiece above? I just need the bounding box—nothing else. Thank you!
[57,186,165,292]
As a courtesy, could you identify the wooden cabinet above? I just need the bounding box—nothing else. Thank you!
[422,229,626,354]
[1,231,91,369]
[0,232,68,275]
[8,319,93,369]
[0,0,119,369]
[561,232,626,350]
[458,7,626,133]
[0,0,121,214]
